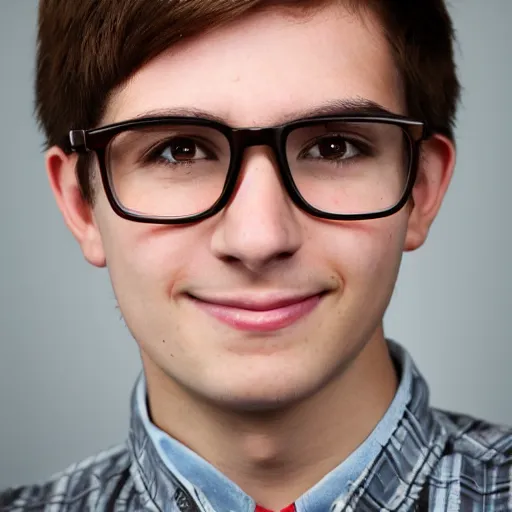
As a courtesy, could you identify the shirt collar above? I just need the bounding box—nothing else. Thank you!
[128,342,447,512]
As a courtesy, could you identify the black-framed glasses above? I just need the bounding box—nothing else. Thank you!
[65,114,429,224]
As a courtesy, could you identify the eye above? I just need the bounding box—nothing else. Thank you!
[159,137,210,163]
[302,135,360,161]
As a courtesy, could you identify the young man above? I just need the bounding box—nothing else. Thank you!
[1,0,511,510]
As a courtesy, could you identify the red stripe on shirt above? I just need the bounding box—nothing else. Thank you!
[255,504,296,512]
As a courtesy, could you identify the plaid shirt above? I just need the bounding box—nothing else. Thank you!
[2,343,512,511]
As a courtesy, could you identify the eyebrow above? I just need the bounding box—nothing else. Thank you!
[131,98,401,127]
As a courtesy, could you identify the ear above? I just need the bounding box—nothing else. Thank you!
[404,134,456,251]
[46,147,106,267]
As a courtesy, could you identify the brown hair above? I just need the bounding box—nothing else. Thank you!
[36,0,460,202]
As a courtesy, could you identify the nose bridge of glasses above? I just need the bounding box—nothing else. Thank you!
[229,126,290,195]
[227,126,294,204]
[232,126,281,153]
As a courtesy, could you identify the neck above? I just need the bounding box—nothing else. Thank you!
[143,330,397,511]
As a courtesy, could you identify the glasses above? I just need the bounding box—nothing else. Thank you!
[65,114,429,224]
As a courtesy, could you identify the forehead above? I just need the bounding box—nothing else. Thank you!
[106,3,404,127]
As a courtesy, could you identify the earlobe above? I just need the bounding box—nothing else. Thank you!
[46,148,106,267]
[404,134,456,252]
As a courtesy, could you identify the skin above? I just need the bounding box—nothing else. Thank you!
[46,4,455,510]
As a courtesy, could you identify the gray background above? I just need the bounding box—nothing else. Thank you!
[1,0,511,488]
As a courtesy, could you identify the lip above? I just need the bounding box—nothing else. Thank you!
[187,292,324,332]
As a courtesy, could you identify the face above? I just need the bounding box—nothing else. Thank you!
[50,4,453,411]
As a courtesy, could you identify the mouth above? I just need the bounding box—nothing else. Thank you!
[186,292,326,332]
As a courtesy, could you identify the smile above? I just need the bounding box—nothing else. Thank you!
[187,293,325,332]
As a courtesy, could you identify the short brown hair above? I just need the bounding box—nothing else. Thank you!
[35,0,460,203]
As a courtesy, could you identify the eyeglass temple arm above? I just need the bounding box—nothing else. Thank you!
[60,130,87,154]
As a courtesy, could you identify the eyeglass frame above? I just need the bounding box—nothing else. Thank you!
[63,113,430,224]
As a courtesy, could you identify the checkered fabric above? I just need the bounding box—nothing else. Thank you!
[1,347,511,511]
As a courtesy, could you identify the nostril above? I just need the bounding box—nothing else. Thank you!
[221,254,239,265]
[276,250,295,261]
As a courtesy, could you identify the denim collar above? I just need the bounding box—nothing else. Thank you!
[128,342,444,512]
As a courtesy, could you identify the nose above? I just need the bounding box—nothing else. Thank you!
[210,147,303,274]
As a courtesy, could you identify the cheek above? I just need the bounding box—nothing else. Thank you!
[316,216,408,291]
[92,180,192,272]
[98,222,207,356]
[96,211,204,301]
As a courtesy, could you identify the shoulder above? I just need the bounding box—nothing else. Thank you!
[428,409,512,507]
[0,444,141,511]
[434,408,512,464]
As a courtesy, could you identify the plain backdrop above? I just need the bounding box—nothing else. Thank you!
[1,0,511,489]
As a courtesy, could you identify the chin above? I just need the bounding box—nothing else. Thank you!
[201,368,325,413]
[213,389,309,413]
